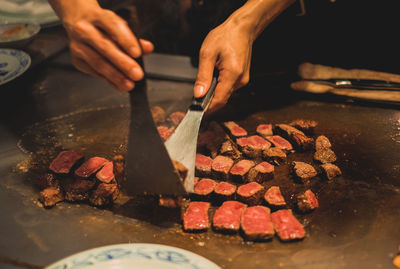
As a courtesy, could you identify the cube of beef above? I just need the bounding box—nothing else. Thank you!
[183,201,211,232]
[271,209,306,241]
[297,189,319,213]
[214,181,237,201]
[241,206,274,241]
[320,163,342,180]
[263,147,287,164]
[167,111,185,126]
[314,148,337,164]
[193,178,217,200]
[172,160,188,180]
[39,187,64,208]
[211,155,234,180]
[315,135,332,151]
[264,186,286,208]
[247,162,274,183]
[291,161,317,183]
[223,121,248,137]
[96,161,115,183]
[275,124,314,151]
[113,155,125,186]
[237,135,271,159]
[157,126,175,141]
[151,106,166,123]
[195,154,213,178]
[75,157,108,178]
[265,136,293,151]
[256,124,273,137]
[213,201,247,233]
[49,150,83,174]
[89,183,119,207]
[36,173,60,190]
[236,182,264,205]
[219,140,242,160]
[289,119,318,135]
[229,160,255,182]
[206,121,230,158]
[65,179,96,202]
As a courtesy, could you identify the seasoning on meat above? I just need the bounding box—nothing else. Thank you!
[256,124,273,137]
[172,160,188,181]
[213,201,247,233]
[74,157,108,178]
[320,163,342,180]
[157,126,175,141]
[314,148,337,164]
[236,182,264,205]
[271,209,306,241]
[229,159,255,182]
[167,111,185,126]
[195,154,213,178]
[263,147,287,165]
[183,201,210,232]
[211,155,234,180]
[247,161,274,183]
[96,161,115,183]
[36,173,60,190]
[89,183,119,207]
[275,124,314,151]
[241,206,274,241]
[289,119,318,135]
[237,135,271,158]
[219,139,242,160]
[49,150,83,174]
[151,106,166,123]
[315,135,332,151]
[39,187,64,208]
[265,135,293,151]
[193,178,217,199]
[223,121,248,137]
[113,155,125,186]
[264,186,286,208]
[65,179,96,202]
[214,181,237,201]
[291,161,317,183]
[297,189,319,213]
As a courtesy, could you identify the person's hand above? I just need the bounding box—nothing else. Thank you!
[48,0,154,91]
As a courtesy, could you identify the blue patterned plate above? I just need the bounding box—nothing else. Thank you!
[45,243,221,269]
[0,48,31,86]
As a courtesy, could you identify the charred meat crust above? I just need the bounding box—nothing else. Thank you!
[211,155,234,180]
[296,189,319,213]
[291,161,318,183]
[263,147,287,165]
[289,119,318,135]
[64,179,96,202]
[314,148,337,164]
[219,139,242,160]
[195,154,213,178]
[89,183,119,207]
[236,182,264,205]
[229,159,255,182]
[39,187,64,208]
[246,162,274,183]
[275,124,314,151]
[320,163,342,180]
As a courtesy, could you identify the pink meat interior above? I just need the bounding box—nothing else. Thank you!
[237,182,263,196]
[195,154,213,170]
[255,162,274,173]
[96,161,114,183]
[267,135,293,150]
[183,202,210,230]
[213,201,246,229]
[212,156,234,172]
[214,182,237,195]
[264,186,285,205]
[230,160,255,175]
[241,206,273,234]
[256,124,273,136]
[194,178,217,195]
[271,209,305,240]
[75,157,108,178]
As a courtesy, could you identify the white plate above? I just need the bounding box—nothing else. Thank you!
[45,243,221,269]
[0,23,40,47]
[0,48,31,86]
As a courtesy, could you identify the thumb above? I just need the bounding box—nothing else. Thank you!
[194,50,216,98]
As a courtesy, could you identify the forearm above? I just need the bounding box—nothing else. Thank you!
[48,0,100,23]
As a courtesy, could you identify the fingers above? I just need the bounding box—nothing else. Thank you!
[194,47,217,98]
[206,70,237,113]
[140,39,154,55]
[70,41,135,92]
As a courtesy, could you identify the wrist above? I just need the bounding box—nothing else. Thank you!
[49,0,101,24]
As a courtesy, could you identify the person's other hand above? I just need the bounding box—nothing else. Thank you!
[49,0,154,91]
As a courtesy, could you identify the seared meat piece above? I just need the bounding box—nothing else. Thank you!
[39,187,64,208]
[314,148,337,164]
[265,135,293,151]
[214,181,237,201]
[172,160,188,180]
[65,179,96,202]
[150,106,166,123]
[113,155,125,186]
[291,161,317,183]
[37,173,60,190]
[264,186,286,208]
[229,159,255,182]
[193,178,217,199]
[219,140,242,160]
[183,201,210,232]
[247,162,274,183]
[275,124,314,151]
[289,119,318,135]
[75,157,108,178]
[297,189,319,213]
[213,201,247,233]
[206,121,230,158]
[315,135,332,151]
[158,196,184,208]
[256,124,273,137]
[223,121,248,137]
[89,183,119,207]
[167,111,185,126]
[237,135,271,158]
[211,155,234,180]
[241,206,274,241]
[157,126,175,141]
[194,177,200,186]
[195,154,213,178]
[236,182,264,205]
[263,147,287,164]
[49,150,83,174]
[96,161,115,183]
[320,163,342,180]
[271,209,306,241]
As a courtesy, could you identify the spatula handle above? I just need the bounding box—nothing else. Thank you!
[190,76,218,111]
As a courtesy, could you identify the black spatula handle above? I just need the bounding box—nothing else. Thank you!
[190,76,218,111]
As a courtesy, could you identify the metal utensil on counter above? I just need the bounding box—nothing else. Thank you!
[305,78,400,91]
